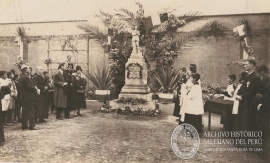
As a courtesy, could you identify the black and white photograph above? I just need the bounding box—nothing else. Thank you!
[0,0,269,162]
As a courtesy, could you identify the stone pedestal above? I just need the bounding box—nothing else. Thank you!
[119,48,151,101]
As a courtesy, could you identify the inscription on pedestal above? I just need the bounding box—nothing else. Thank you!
[126,63,142,79]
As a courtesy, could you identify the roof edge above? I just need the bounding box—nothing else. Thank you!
[0,20,88,25]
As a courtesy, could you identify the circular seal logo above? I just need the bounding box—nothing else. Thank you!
[171,124,200,159]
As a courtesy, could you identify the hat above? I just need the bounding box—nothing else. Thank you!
[189,64,196,68]
[43,71,48,75]
[58,62,66,69]
[76,66,82,71]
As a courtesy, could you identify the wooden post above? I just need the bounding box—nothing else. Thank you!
[87,35,90,89]
[87,36,89,74]
[47,37,50,74]
[208,112,211,131]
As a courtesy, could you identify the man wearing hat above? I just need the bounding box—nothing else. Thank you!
[19,65,39,130]
[54,63,69,119]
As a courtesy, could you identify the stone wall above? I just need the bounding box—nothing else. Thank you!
[0,36,108,88]
[0,14,269,88]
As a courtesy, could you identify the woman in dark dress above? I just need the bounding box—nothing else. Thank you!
[71,66,87,116]
[0,86,11,146]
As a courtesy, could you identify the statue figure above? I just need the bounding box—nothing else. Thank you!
[132,25,140,53]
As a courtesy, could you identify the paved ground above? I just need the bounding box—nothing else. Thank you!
[0,108,268,163]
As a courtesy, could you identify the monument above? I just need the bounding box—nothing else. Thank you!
[119,26,151,101]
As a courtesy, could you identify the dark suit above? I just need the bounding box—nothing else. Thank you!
[236,71,262,131]
[53,71,68,118]
[45,80,54,113]
[64,69,74,114]
[19,73,37,128]
[257,77,270,155]
[173,75,187,119]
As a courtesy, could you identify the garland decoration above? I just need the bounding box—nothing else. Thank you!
[100,106,161,116]
[116,97,147,105]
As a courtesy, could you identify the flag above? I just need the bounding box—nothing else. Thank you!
[233,24,253,59]
[142,13,169,31]
[160,13,168,23]
[233,24,246,38]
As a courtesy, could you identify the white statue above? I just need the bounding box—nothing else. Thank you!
[132,25,140,53]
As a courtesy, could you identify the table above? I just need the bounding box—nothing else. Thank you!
[204,99,234,131]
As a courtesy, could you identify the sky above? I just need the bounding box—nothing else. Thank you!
[0,0,269,24]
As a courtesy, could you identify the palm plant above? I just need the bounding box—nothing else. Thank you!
[77,24,107,44]
[193,20,228,38]
[148,66,182,93]
[77,2,216,96]
[84,66,112,90]
[15,26,28,39]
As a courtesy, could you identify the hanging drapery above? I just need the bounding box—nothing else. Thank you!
[14,36,23,59]
[233,24,254,60]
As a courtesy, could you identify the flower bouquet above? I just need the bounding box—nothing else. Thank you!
[44,58,52,65]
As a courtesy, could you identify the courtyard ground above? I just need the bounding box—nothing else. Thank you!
[0,108,269,163]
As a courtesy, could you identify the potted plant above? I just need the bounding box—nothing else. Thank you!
[85,66,112,101]
[149,66,182,103]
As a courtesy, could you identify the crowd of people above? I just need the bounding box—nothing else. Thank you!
[173,60,270,159]
[0,55,87,146]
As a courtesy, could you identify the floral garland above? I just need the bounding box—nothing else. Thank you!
[44,58,52,65]
[100,106,161,117]
[116,97,147,105]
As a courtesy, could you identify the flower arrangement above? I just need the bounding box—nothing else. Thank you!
[85,87,97,99]
[100,106,161,117]
[116,97,147,105]
[44,58,52,65]
[228,60,245,68]
[12,61,24,70]
[202,83,225,102]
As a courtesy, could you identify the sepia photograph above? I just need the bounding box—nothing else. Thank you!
[0,0,269,162]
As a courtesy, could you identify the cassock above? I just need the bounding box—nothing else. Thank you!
[236,71,262,131]
[32,74,48,120]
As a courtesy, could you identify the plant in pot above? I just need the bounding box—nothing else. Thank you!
[148,66,182,104]
[85,66,112,101]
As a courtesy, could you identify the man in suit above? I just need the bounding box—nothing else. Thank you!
[54,63,69,119]
[236,60,262,132]
[19,65,39,130]
[256,65,270,159]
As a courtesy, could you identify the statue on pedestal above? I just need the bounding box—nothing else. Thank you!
[132,25,140,53]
